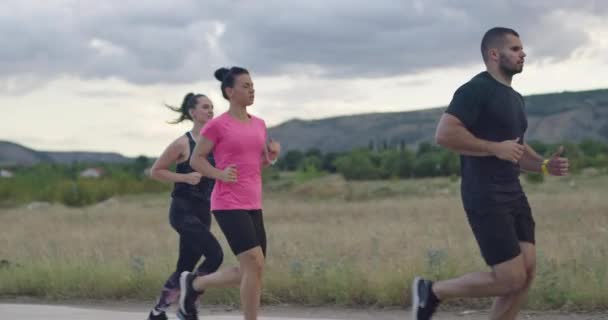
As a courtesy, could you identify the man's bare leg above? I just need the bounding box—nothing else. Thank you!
[488,242,536,320]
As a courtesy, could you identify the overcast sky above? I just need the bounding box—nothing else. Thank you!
[2,1,608,156]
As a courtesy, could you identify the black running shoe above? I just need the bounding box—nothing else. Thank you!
[147,309,168,320]
[178,271,199,320]
[412,277,440,320]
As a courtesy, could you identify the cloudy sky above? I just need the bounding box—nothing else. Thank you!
[2,0,608,157]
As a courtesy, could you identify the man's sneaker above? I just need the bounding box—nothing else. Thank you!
[412,277,440,320]
[178,271,200,320]
[147,309,168,320]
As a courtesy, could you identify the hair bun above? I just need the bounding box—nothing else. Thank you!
[214,68,230,82]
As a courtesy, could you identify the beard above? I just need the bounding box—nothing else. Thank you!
[498,54,523,76]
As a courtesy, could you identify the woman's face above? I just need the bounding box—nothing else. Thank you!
[190,96,214,124]
[227,73,255,107]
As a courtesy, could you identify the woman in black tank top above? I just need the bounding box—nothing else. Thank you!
[146,93,224,320]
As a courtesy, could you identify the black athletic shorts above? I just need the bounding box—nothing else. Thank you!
[213,209,267,256]
[465,195,535,266]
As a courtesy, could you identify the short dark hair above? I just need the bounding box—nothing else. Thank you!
[214,66,250,100]
[481,27,520,62]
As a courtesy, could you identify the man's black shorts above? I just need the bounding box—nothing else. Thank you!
[465,195,535,266]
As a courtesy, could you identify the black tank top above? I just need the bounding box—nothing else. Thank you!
[171,132,215,201]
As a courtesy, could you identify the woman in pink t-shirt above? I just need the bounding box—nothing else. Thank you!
[177,67,280,320]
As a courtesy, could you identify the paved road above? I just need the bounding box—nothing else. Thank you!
[2,303,607,320]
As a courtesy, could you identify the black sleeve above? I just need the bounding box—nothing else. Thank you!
[445,82,485,128]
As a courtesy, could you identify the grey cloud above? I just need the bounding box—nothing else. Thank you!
[221,0,604,77]
[118,130,171,141]
[75,89,133,98]
[395,78,431,88]
[1,0,606,88]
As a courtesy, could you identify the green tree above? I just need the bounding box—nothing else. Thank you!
[413,152,442,177]
[280,150,304,171]
[379,149,414,178]
[417,142,441,156]
[579,139,608,157]
[334,149,382,180]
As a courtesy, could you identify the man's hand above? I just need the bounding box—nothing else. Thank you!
[546,146,569,176]
[490,138,525,163]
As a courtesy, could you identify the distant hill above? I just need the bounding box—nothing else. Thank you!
[0,141,132,167]
[44,152,132,165]
[0,141,53,167]
[2,88,608,165]
[268,88,608,153]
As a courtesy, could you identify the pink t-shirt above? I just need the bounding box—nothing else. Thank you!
[201,112,267,210]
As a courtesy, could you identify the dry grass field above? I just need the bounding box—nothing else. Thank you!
[1,174,607,310]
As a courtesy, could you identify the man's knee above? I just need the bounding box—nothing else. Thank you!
[523,261,536,287]
[494,257,529,293]
[497,267,527,293]
[521,243,537,289]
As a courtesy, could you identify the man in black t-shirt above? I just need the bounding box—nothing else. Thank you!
[412,27,570,320]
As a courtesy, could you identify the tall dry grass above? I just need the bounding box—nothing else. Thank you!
[0,175,607,310]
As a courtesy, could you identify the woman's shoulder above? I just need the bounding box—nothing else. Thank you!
[210,112,229,123]
[171,133,189,146]
[163,134,189,161]
[203,112,228,129]
[249,114,266,126]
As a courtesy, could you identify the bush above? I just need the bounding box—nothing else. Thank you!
[525,172,545,184]
[0,163,170,207]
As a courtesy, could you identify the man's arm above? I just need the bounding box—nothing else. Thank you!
[519,144,569,176]
[519,144,544,172]
[435,113,524,162]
